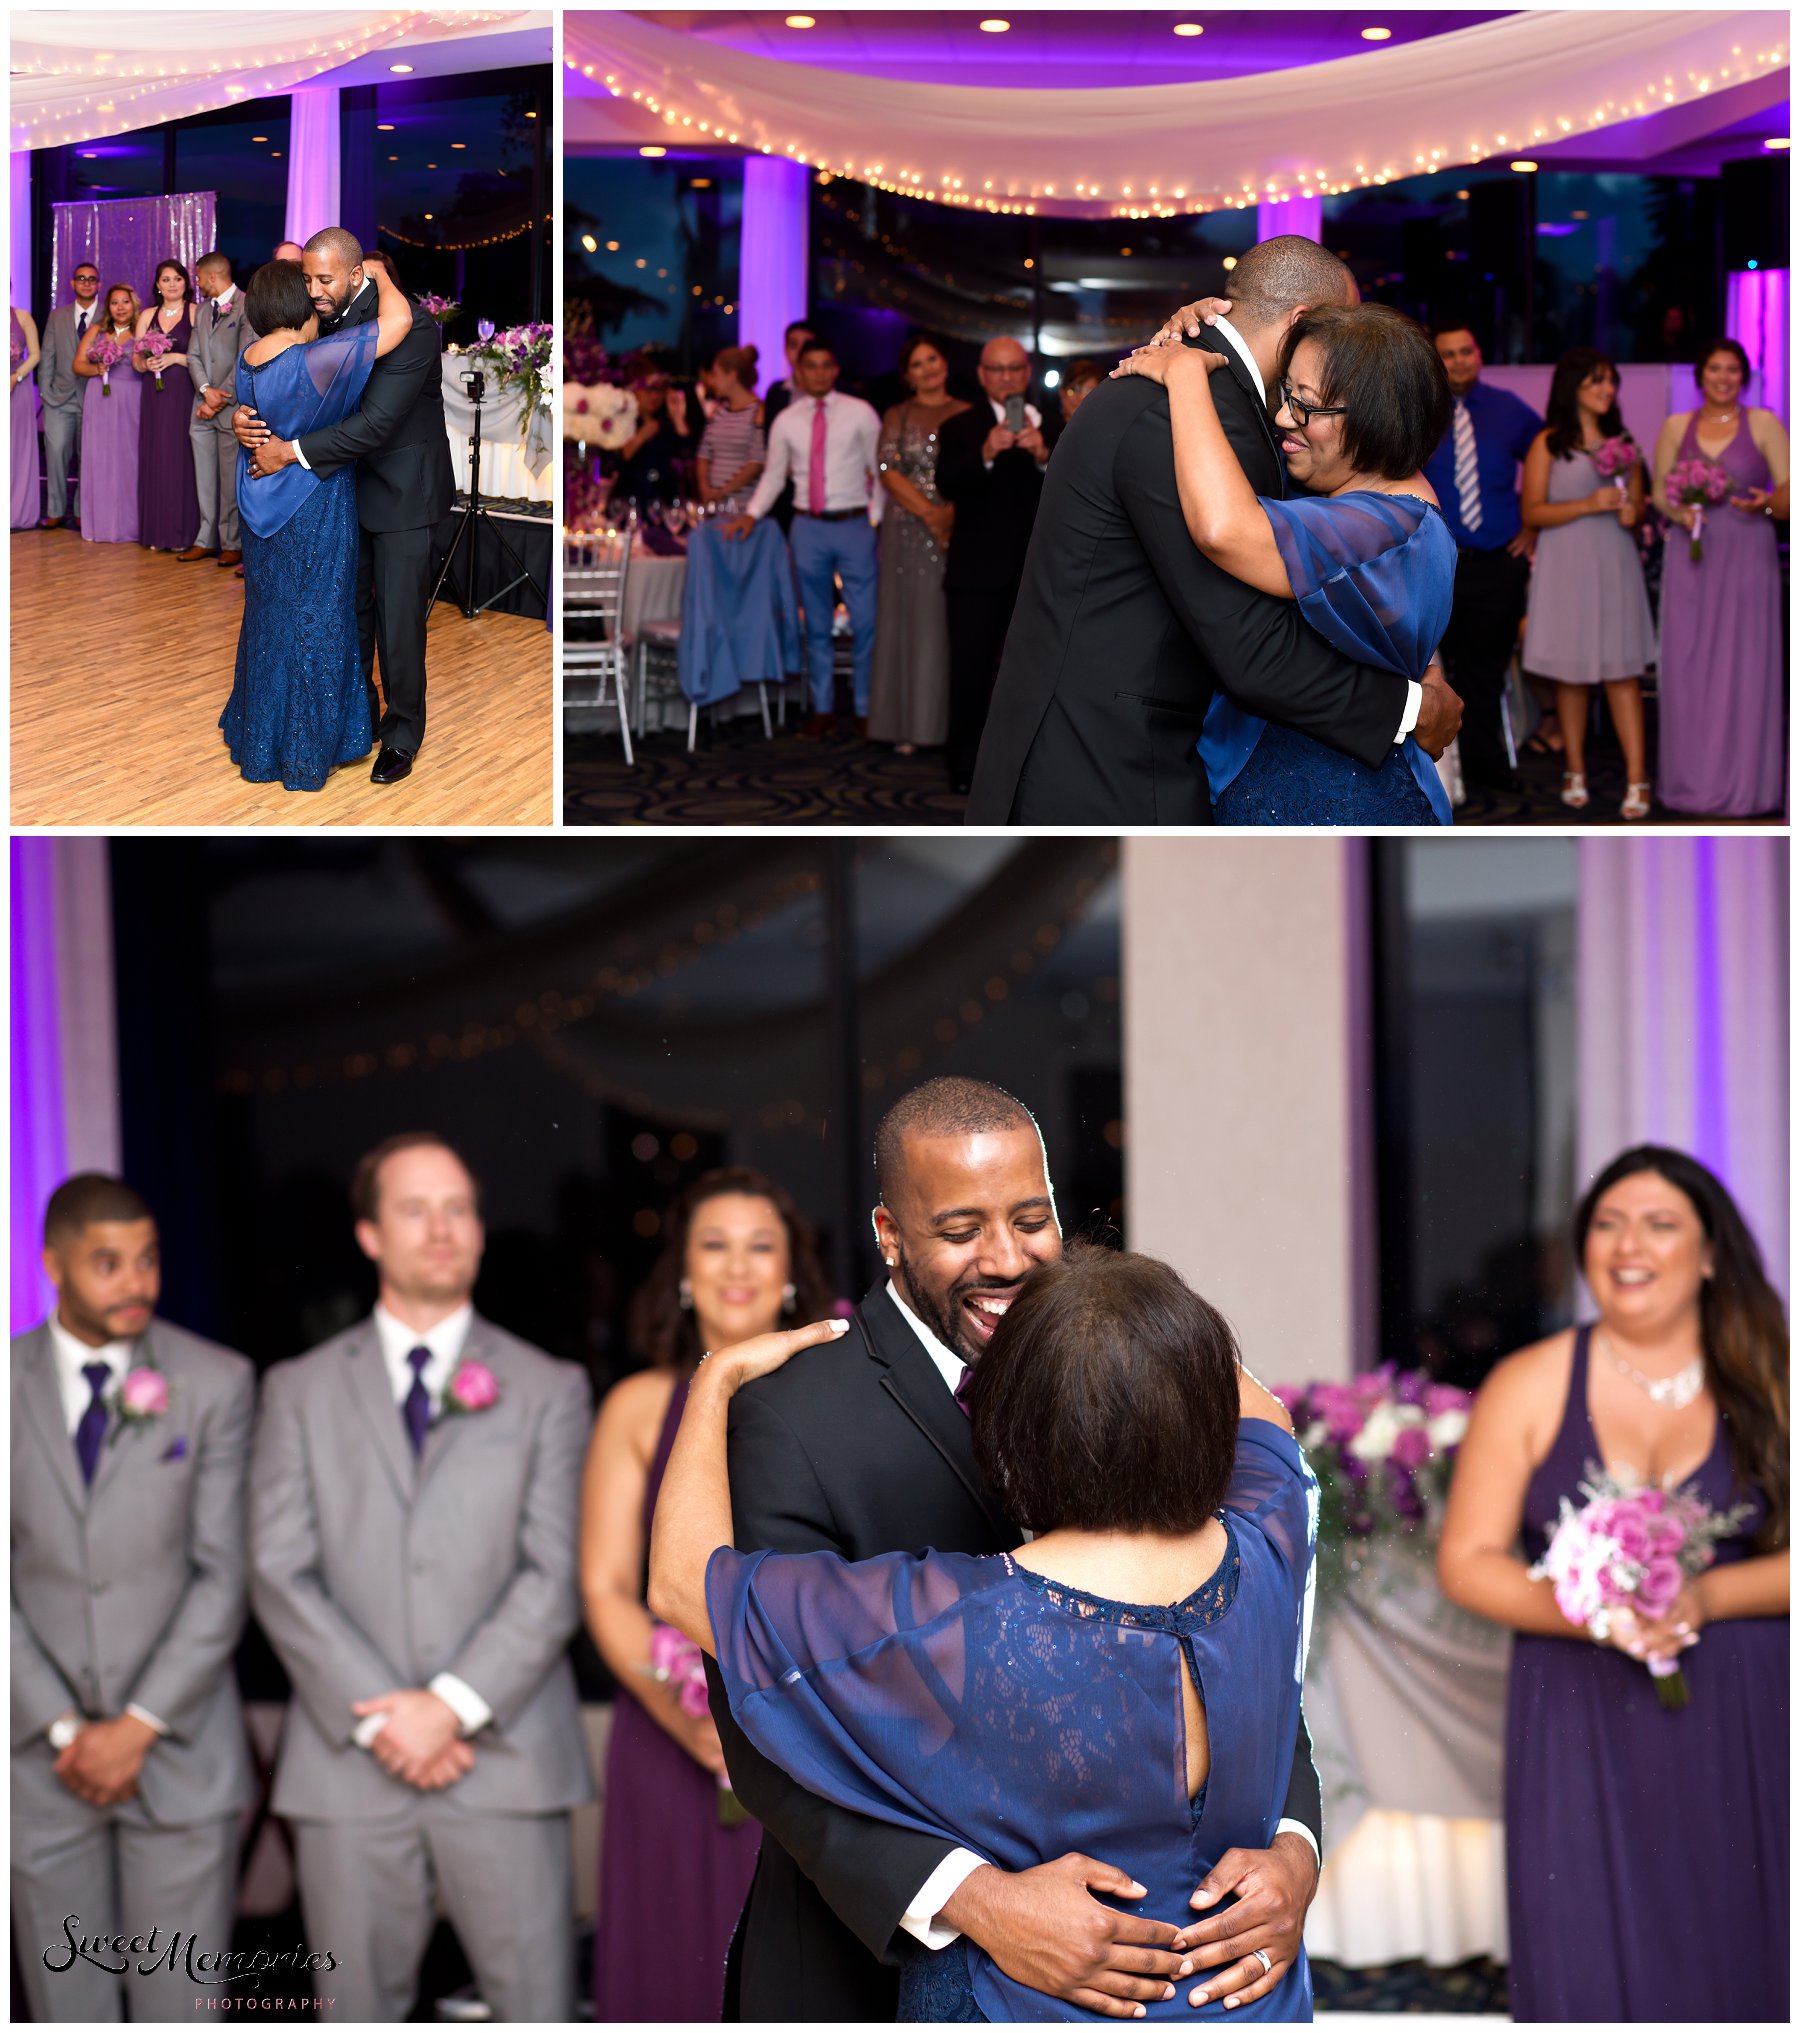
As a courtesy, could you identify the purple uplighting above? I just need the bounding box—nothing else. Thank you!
[285,86,342,247]
[1727,265,1789,422]
[11,841,65,1334]
[740,154,810,400]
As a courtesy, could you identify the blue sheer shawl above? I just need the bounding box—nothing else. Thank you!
[1200,491,1456,824]
[708,1420,1318,2023]
[235,321,379,539]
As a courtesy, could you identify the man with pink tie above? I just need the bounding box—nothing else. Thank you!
[725,338,882,739]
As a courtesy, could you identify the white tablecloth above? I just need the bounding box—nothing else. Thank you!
[440,358,551,503]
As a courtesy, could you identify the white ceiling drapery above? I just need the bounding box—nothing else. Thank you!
[10,11,550,152]
[564,9,1788,220]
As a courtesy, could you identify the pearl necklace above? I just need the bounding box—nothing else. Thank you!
[1600,1330,1706,1409]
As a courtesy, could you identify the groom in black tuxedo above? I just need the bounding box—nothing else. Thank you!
[233,231,453,786]
[966,235,1462,825]
[707,1076,1322,2022]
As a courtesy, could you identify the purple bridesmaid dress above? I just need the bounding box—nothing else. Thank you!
[78,330,141,545]
[1506,1328,1788,2020]
[136,302,201,551]
[592,1374,760,2021]
[1655,416,1785,816]
[11,310,40,529]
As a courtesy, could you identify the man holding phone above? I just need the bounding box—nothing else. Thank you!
[933,337,1052,793]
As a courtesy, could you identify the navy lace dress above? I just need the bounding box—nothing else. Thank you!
[220,323,378,790]
[1205,492,1455,826]
[708,1420,1317,2024]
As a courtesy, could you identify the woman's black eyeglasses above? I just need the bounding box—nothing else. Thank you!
[1279,379,1347,428]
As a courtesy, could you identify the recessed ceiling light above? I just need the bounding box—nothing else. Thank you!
[1361,26,1392,40]
[377,123,395,131]
[525,110,537,118]
[1173,22,1203,35]
[451,142,466,149]
[639,145,666,157]
[979,19,1011,32]
[423,213,432,220]
[252,135,267,141]
[389,62,413,73]
[691,177,713,188]
[1765,136,1791,149]
[387,154,398,161]
[1510,159,1538,173]
[784,13,815,25]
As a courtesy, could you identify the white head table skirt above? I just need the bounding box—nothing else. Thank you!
[440,357,552,504]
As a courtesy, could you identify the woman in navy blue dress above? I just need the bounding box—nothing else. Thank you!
[649,1246,1317,2024]
[1115,301,1456,825]
[220,256,413,790]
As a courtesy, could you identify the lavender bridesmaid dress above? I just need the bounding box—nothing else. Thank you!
[136,302,200,551]
[11,310,40,529]
[1507,1328,1788,2020]
[78,332,141,545]
[1655,415,1785,816]
[592,1375,760,2021]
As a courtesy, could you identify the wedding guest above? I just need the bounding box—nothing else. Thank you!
[1438,1147,1789,2022]
[133,260,200,554]
[178,251,247,567]
[1650,338,1789,817]
[1519,349,1655,818]
[273,240,305,263]
[934,336,1051,795]
[37,260,101,529]
[615,371,695,506]
[73,283,143,545]
[1058,357,1103,425]
[248,1133,594,2022]
[694,344,766,511]
[1422,325,1544,785]
[11,303,42,529]
[580,1167,834,2022]
[868,333,970,754]
[12,1174,254,2022]
[760,319,816,532]
[725,338,883,739]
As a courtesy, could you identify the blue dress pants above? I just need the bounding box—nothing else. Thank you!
[789,514,878,715]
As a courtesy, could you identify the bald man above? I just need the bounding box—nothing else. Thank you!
[932,336,1052,792]
[273,241,305,264]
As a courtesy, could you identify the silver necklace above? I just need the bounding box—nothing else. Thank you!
[1600,1331,1705,1409]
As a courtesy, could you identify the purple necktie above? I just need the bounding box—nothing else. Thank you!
[75,1362,110,1486]
[953,1365,975,1418]
[402,1346,432,1455]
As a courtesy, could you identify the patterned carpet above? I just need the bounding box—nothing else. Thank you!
[565,692,1780,828]
[1312,1955,1511,2014]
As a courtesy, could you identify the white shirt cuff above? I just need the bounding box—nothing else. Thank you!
[124,1703,168,1736]
[1395,679,1422,745]
[352,1709,388,1750]
[1275,1817,1321,1868]
[899,1847,989,1951]
[429,1672,493,1737]
[292,439,311,471]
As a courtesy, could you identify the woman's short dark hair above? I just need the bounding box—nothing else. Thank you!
[246,259,314,338]
[1575,1148,1788,1550]
[1693,337,1751,388]
[152,259,192,303]
[1544,347,1623,459]
[900,331,949,376]
[967,1243,1240,1535]
[1277,303,1451,480]
[628,1166,834,1375]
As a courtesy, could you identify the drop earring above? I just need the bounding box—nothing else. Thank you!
[678,1277,694,1311]
[782,1282,797,1313]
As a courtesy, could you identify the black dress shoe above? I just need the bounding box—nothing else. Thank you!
[370,745,414,784]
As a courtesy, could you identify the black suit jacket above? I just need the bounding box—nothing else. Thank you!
[708,1281,1325,2023]
[293,290,453,534]
[963,324,1411,826]
[933,403,1048,597]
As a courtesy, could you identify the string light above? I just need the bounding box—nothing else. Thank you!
[378,213,548,252]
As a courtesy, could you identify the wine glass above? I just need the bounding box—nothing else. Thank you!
[664,498,687,539]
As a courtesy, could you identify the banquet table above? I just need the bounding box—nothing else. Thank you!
[440,356,552,503]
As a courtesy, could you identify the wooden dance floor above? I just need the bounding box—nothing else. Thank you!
[10,530,553,826]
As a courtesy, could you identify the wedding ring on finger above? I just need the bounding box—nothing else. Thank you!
[1252,1949,1273,1977]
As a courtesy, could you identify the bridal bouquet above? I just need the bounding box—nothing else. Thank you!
[1530,1467,1751,1707]
[87,332,128,393]
[644,1622,747,1826]
[1590,433,1638,492]
[135,328,172,390]
[1275,1366,1474,1598]
[1666,456,1732,563]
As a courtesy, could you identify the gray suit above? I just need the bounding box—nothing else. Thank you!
[187,289,251,549]
[249,1313,593,2021]
[37,301,97,521]
[11,1320,255,2022]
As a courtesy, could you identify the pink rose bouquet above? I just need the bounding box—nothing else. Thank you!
[1666,456,1732,563]
[116,1365,169,1428]
[645,1621,746,1825]
[1530,1467,1752,1708]
[445,1358,500,1414]
[135,328,172,390]
[1589,433,1638,491]
[87,332,128,393]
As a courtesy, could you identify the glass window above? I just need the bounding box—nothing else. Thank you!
[173,103,294,280]
[565,154,743,363]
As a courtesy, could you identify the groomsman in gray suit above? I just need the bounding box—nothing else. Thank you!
[249,1134,593,2022]
[11,1175,255,2021]
[36,260,102,527]
[178,251,249,567]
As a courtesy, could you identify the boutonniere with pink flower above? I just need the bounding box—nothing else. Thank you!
[111,1364,169,1438]
[444,1358,500,1416]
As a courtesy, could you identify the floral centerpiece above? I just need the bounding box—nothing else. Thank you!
[134,328,172,391]
[643,1621,747,1826]
[87,332,129,394]
[470,320,555,445]
[1274,1366,1474,1601]
[415,292,461,333]
[1665,456,1732,564]
[1590,433,1638,492]
[1530,1467,1751,1708]
[564,378,638,452]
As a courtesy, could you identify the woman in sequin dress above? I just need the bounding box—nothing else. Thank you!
[868,335,969,753]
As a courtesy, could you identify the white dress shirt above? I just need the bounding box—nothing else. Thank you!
[980,395,1048,473]
[744,388,883,524]
[350,1301,494,1747]
[880,1277,1319,1951]
[291,277,374,472]
[1208,313,1419,746]
[44,1317,168,1738]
